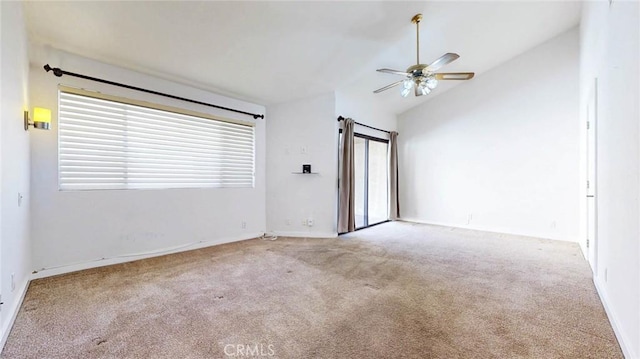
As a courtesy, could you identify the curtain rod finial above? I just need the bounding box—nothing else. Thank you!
[43,64,63,77]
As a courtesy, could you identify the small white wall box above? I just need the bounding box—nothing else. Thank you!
[302,164,311,173]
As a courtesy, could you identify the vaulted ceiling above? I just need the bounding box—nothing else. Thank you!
[24,1,581,114]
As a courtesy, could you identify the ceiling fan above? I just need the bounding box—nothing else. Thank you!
[374,13,475,97]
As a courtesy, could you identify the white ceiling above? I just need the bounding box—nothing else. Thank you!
[23,1,582,114]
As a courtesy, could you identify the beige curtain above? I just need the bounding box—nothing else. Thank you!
[388,131,400,220]
[338,118,355,233]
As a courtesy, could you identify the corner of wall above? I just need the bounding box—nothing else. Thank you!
[0,0,34,349]
[0,279,29,352]
[580,1,640,357]
[594,277,638,359]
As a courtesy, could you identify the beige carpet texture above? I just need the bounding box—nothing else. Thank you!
[1,222,622,358]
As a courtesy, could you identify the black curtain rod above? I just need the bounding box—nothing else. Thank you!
[43,64,264,120]
[337,116,391,134]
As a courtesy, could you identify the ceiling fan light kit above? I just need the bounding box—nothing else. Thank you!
[374,13,475,98]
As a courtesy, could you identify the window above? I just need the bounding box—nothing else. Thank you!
[58,87,255,190]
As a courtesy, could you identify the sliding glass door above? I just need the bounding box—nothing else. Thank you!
[354,134,389,229]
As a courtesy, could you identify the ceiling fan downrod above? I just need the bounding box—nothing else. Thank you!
[412,14,422,65]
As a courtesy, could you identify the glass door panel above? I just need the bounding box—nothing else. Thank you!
[352,135,388,230]
[368,140,388,226]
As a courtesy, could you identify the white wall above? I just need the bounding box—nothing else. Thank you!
[265,93,338,237]
[580,2,639,357]
[398,28,580,242]
[0,0,32,346]
[28,46,266,274]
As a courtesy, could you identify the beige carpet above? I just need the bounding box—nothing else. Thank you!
[2,222,622,358]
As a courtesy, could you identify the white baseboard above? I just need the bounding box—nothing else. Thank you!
[268,231,337,239]
[0,278,30,352]
[31,232,264,280]
[593,278,636,359]
[399,218,579,243]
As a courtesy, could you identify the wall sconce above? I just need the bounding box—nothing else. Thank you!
[24,107,51,131]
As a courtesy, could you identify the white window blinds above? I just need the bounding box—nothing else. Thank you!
[58,89,255,190]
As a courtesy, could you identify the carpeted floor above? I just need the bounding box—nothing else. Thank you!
[1,222,622,358]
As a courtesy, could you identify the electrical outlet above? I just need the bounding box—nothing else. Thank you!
[241,221,247,229]
[467,214,472,225]
[17,193,23,207]
[11,273,15,292]
[300,146,307,155]
[604,268,608,282]
[307,218,314,227]
[285,219,291,226]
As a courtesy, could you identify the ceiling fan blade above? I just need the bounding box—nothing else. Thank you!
[434,72,475,80]
[373,80,403,93]
[377,68,410,76]
[426,53,460,72]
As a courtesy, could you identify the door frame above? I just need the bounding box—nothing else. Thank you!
[586,77,598,274]
[353,133,389,230]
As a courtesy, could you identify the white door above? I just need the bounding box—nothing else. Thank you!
[586,78,598,274]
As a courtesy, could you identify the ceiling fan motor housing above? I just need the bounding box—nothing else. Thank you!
[407,64,429,76]
[406,64,434,86]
